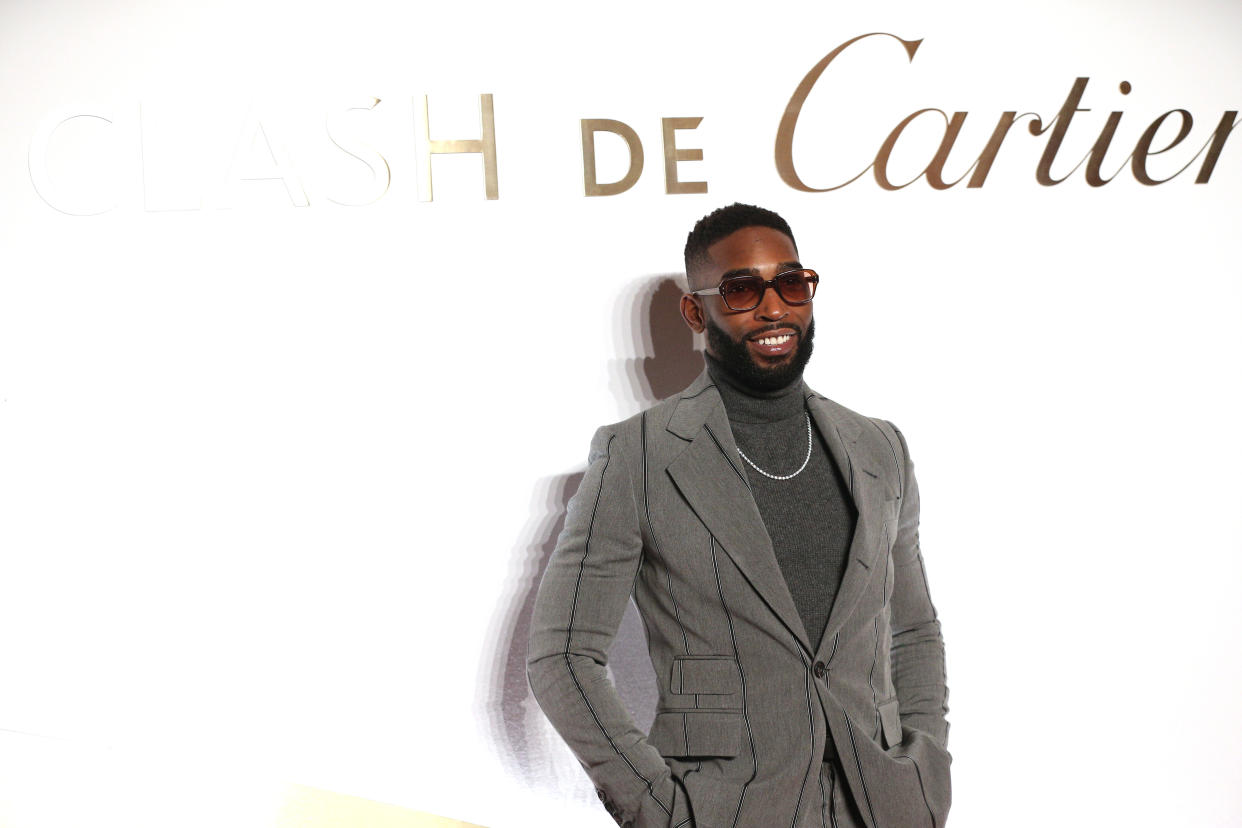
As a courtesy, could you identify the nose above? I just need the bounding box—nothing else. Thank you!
[755,280,790,322]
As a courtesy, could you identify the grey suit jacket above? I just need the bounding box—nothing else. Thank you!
[527,372,950,828]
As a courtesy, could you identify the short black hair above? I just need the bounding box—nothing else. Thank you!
[684,203,797,281]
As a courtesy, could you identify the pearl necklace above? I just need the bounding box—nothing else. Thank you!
[736,414,813,481]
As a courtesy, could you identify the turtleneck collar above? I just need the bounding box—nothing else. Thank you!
[705,353,806,424]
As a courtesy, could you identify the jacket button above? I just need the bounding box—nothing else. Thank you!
[813,661,827,679]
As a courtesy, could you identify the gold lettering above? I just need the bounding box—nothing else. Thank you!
[872,108,970,190]
[581,118,644,196]
[1124,109,1238,185]
[775,32,922,192]
[1031,77,1090,186]
[416,94,498,201]
[967,111,1041,187]
[1194,111,1240,183]
[1083,81,1135,186]
[1084,112,1126,187]
[661,117,707,195]
[1129,110,1193,185]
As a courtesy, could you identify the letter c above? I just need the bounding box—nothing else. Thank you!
[774,32,923,192]
[29,111,121,216]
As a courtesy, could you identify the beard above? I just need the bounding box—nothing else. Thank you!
[705,317,815,393]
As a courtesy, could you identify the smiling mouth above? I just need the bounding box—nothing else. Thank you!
[754,334,793,346]
[746,328,799,358]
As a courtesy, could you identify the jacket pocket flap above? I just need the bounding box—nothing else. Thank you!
[670,656,741,695]
[649,711,741,758]
[878,698,902,749]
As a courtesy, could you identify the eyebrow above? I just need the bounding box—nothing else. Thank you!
[719,261,803,281]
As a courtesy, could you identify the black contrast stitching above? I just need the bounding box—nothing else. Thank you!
[844,716,877,828]
[711,537,756,828]
[790,650,817,828]
[563,434,670,816]
[643,411,690,653]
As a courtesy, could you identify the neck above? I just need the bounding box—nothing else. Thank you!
[706,354,805,424]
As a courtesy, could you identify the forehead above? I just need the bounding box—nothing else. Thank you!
[704,226,799,277]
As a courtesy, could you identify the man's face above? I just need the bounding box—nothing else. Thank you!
[681,225,815,390]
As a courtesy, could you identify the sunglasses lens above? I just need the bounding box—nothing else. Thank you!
[720,277,763,310]
[775,271,816,303]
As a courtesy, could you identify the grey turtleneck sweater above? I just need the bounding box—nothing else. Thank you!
[706,356,857,650]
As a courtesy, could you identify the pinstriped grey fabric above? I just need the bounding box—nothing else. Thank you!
[528,371,950,828]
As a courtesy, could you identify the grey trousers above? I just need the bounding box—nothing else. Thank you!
[819,760,866,828]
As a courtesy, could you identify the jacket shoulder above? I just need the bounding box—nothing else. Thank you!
[805,388,897,435]
[587,394,683,457]
[595,372,713,440]
[805,389,908,484]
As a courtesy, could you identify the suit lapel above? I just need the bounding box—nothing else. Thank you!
[665,374,813,654]
[807,394,893,660]
[662,376,896,660]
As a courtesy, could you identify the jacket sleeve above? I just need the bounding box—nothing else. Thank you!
[886,422,950,749]
[526,426,691,828]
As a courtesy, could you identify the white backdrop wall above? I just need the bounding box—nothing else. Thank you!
[1,2,1240,827]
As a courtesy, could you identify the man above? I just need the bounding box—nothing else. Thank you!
[527,204,950,828]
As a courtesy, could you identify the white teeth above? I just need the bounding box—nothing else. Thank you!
[757,335,792,346]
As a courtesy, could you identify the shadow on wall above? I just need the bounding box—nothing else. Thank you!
[609,275,705,412]
[481,274,702,799]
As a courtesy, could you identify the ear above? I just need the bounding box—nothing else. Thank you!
[680,293,706,334]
